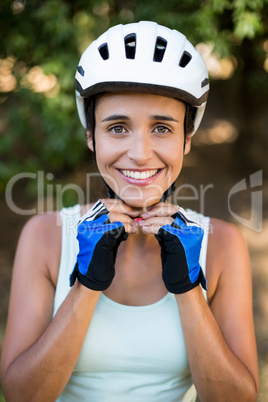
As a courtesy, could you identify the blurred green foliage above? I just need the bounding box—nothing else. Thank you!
[0,0,267,192]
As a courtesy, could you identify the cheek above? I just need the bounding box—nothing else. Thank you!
[164,142,184,170]
[94,139,125,185]
[95,140,116,169]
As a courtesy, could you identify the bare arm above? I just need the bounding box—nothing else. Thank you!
[139,205,259,401]
[0,214,101,402]
[1,200,137,402]
[176,219,259,401]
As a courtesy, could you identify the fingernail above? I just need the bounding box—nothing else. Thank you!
[141,212,149,218]
[132,212,140,216]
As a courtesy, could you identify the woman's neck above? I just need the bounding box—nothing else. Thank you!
[127,226,157,250]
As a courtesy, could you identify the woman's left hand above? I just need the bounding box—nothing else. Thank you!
[137,202,179,234]
[138,202,207,294]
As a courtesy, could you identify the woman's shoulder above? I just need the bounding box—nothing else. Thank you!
[20,204,95,286]
[21,211,62,254]
[23,210,62,241]
[26,201,92,244]
[19,211,62,287]
[208,217,246,253]
[22,202,87,244]
[206,218,250,303]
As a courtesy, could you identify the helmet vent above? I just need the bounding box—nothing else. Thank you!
[77,65,85,76]
[201,77,209,88]
[124,33,136,59]
[98,43,109,60]
[179,51,192,67]
[153,37,167,62]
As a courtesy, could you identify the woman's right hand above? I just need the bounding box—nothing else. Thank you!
[70,200,139,291]
[100,198,139,234]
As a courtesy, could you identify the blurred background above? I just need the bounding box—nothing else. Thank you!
[0,0,267,399]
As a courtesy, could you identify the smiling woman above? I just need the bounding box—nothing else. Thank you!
[89,92,189,207]
[0,21,259,402]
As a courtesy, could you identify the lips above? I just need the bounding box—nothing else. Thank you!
[116,168,163,187]
[119,169,160,180]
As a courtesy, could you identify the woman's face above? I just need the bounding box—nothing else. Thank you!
[88,92,191,208]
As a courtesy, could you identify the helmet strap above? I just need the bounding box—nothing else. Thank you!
[107,185,120,199]
[160,182,176,202]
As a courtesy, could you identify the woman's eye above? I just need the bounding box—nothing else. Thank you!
[110,125,126,134]
[154,126,170,134]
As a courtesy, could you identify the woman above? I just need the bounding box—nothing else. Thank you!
[1,21,259,401]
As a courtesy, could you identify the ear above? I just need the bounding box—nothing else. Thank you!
[86,130,94,152]
[184,134,192,155]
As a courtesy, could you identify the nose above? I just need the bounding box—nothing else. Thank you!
[127,130,154,165]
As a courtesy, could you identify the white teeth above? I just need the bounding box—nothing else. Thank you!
[141,172,146,179]
[120,169,159,179]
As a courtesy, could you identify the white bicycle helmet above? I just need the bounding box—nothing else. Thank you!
[75,21,209,136]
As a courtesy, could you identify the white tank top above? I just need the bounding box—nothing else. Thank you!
[54,205,210,402]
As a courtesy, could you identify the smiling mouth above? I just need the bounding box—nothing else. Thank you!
[119,169,161,180]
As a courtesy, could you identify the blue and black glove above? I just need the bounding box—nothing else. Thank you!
[70,200,128,291]
[156,208,207,294]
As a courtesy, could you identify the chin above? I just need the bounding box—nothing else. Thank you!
[120,192,163,209]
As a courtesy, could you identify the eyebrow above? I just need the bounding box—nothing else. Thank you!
[101,115,130,122]
[101,114,179,123]
[150,115,179,123]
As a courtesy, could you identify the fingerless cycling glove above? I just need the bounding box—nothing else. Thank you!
[156,208,207,294]
[70,200,128,291]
